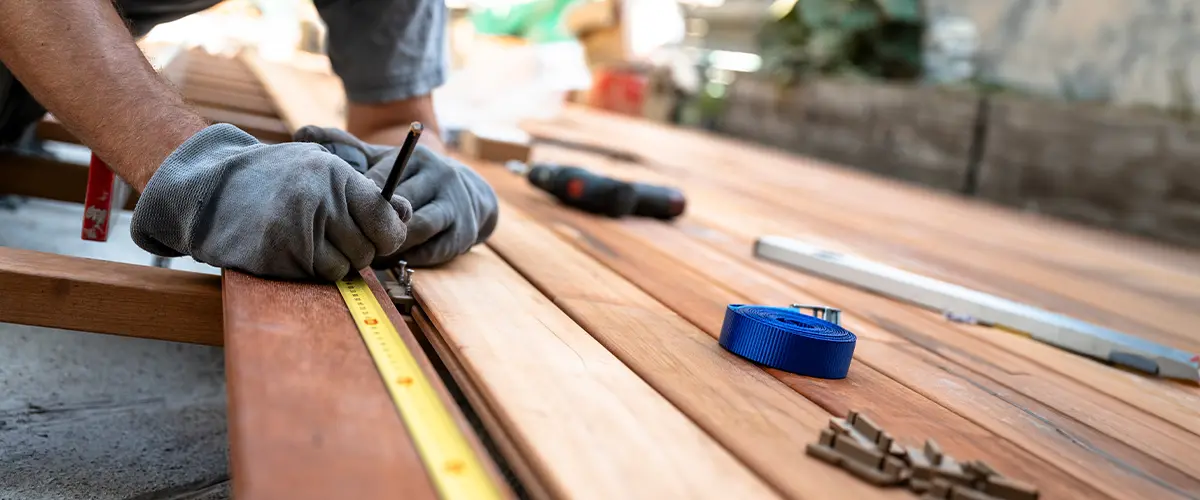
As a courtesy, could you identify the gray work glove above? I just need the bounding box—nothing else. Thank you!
[129,123,412,281]
[292,126,499,267]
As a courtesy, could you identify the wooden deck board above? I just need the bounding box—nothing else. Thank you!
[235,53,774,498]
[520,110,1200,351]
[412,246,779,499]
[222,269,444,500]
[213,53,506,499]
[182,51,1200,500]
[476,158,1200,499]
[0,247,222,345]
[481,200,910,500]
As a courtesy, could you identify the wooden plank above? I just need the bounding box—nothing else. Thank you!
[516,141,1200,417]
[0,152,128,208]
[672,221,1200,497]
[33,115,79,144]
[481,200,908,500]
[194,105,291,143]
[38,105,290,146]
[411,308,551,500]
[861,306,1200,481]
[240,52,345,131]
[223,269,442,500]
[181,72,269,97]
[660,215,1200,498]
[630,214,1200,436]
[412,245,779,499]
[476,168,1113,499]
[478,164,1200,499]
[182,85,278,117]
[214,56,510,499]
[0,247,221,345]
[958,320,1200,437]
[379,278,515,499]
[520,109,1200,349]
[245,53,767,499]
[618,166,1200,432]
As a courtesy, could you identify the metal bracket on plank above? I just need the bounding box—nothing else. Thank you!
[378,261,415,314]
[790,304,842,326]
[806,411,1039,500]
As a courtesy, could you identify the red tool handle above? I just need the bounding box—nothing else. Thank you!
[81,153,117,241]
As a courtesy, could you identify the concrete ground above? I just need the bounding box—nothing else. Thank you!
[1,195,230,500]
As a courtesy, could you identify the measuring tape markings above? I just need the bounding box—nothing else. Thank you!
[719,304,857,379]
[336,275,503,500]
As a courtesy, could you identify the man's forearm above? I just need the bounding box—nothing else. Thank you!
[0,1,207,191]
[346,94,445,154]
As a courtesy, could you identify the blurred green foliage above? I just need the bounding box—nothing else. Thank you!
[470,0,583,43]
[758,0,926,84]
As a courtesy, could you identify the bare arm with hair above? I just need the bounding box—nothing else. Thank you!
[0,0,207,191]
[0,1,416,281]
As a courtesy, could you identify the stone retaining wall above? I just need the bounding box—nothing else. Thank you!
[716,75,1200,247]
[720,77,980,192]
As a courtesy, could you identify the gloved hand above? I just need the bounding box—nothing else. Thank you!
[129,123,412,281]
[292,126,499,267]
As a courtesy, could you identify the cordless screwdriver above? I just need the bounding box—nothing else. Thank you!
[518,161,686,220]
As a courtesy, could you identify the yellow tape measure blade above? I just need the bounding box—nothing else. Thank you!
[336,276,503,500]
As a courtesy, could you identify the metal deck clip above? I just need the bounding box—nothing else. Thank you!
[790,304,842,326]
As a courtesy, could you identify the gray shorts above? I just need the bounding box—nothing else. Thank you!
[0,0,446,145]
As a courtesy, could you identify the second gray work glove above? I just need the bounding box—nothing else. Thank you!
[130,123,412,281]
[292,126,499,267]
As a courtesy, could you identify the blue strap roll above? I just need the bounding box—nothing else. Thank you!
[719,304,857,379]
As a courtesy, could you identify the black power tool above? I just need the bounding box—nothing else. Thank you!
[522,162,686,220]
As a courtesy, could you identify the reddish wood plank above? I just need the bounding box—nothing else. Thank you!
[182,85,278,117]
[222,269,440,500]
[473,167,1107,500]
[476,165,1195,499]
[195,105,291,143]
[0,247,221,345]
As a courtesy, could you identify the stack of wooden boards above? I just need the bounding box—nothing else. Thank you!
[4,45,1200,500]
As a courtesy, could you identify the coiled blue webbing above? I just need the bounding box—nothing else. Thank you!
[719,304,856,379]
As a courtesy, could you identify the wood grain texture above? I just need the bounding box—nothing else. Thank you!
[671,212,1200,499]
[181,85,278,117]
[958,321,1200,437]
[477,169,1110,499]
[240,52,345,131]
[0,247,222,345]
[0,152,136,208]
[611,205,1195,499]
[180,73,270,98]
[412,245,779,500]
[516,117,1200,409]
[483,200,908,500]
[372,277,515,500]
[411,308,551,500]
[238,51,1200,499]
[194,105,291,143]
[520,108,1200,351]
[244,56,778,498]
[217,54,510,500]
[222,269,441,500]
